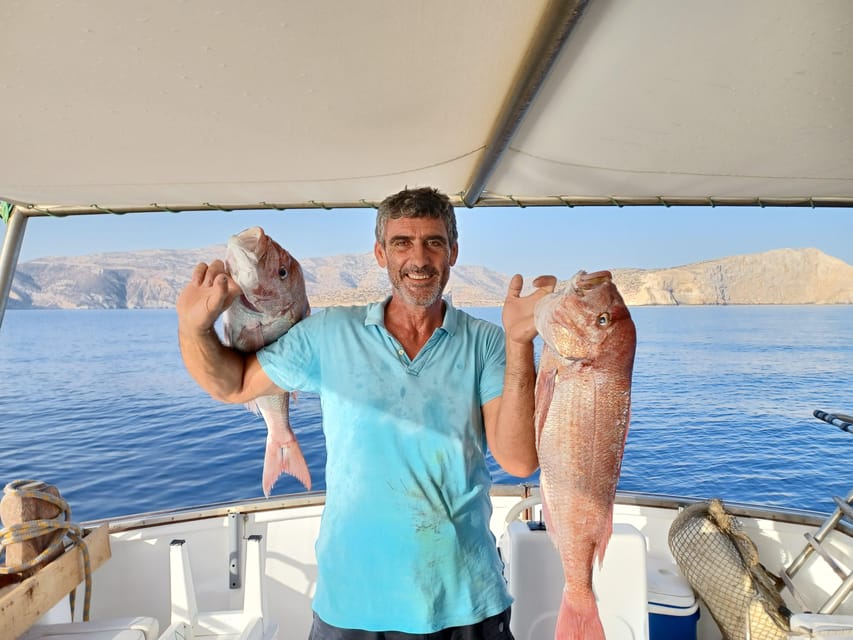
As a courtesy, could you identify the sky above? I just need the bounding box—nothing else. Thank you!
[3,205,852,282]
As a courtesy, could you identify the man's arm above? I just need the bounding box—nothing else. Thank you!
[483,274,556,477]
[177,260,280,404]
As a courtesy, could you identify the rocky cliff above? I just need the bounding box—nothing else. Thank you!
[7,248,515,309]
[7,247,852,309]
[613,248,853,306]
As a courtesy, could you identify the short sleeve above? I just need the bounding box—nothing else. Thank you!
[255,312,322,393]
[478,320,506,406]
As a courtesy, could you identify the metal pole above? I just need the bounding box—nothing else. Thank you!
[813,410,853,434]
[0,205,28,332]
[461,0,591,207]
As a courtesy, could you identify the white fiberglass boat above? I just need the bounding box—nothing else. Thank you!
[1,2,852,639]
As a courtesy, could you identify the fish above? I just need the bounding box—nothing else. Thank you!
[222,226,312,497]
[533,270,637,640]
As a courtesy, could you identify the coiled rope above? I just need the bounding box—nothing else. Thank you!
[0,479,92,620]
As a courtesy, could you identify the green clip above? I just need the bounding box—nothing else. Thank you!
[0,200,12,225]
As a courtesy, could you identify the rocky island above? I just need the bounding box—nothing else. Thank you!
[7,247,852,309]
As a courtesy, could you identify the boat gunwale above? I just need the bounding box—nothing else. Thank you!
[86,485,853,537]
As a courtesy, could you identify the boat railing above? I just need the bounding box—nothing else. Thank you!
[779,409,853,615]
[781,487,853,614]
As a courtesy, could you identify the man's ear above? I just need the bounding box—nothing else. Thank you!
[449,242,459,267]
[374,241,387,267]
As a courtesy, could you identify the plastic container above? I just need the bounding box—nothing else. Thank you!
[499,520,648,640]
[647,554,700,640]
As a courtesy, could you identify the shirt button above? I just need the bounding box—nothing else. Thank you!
[398,349,404,355]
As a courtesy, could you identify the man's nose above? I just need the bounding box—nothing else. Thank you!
[410,242,430,265]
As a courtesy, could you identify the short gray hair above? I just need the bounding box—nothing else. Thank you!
[375,187,458,246]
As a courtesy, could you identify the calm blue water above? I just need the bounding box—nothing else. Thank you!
[0,306,851,522]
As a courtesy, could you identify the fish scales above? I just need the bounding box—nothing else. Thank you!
[533,270,637,640]
[223,226,312,497]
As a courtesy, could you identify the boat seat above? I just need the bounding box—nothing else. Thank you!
[21,616,160,640]
[789,613,853,638]
[156,622,193,640]
[169,535,278,640]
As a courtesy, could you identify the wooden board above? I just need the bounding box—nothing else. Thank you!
[0,524,111,640]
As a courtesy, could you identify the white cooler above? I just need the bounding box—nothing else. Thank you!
[499,521,699,640]
[647,554,699,640]
[499,521,649,640]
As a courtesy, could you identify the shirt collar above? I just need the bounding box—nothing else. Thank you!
[365,295,458,336]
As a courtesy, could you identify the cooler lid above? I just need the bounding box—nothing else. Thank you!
[647,554,697,608]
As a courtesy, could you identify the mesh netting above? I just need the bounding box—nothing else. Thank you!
[668,498,792,640]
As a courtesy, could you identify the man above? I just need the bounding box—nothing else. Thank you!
[177,186,555,639]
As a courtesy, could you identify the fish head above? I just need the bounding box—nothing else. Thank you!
[535,270,636,367]
[225,226,310,323]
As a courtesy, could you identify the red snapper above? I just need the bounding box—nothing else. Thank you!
[223,226,312,497]
[533,270,637,640]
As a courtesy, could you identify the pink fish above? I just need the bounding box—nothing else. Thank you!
[223,226,312,497]
[533,270,637,640]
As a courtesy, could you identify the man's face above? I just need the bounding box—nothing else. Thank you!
[374,216,458,308]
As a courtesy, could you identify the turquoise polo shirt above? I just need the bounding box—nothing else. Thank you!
[256,298,512,632]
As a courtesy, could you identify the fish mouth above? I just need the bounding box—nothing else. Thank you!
[572,270,612,295]
[231,226,267,254]
[225,227,267,274]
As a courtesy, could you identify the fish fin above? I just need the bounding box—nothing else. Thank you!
[540,488,559,539]
[261,433,312,497]
[535,369,557,444]
[555,589,605,640]
[541,494,554,533]
[594,509,615,568]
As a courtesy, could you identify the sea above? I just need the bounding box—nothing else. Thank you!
[0,305,851,523]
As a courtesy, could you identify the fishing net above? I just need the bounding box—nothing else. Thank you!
[668,498,792,640]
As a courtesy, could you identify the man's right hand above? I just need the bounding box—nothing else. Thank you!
[177,260,243,334]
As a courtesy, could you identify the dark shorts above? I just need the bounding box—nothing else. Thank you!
[308,608,515,640]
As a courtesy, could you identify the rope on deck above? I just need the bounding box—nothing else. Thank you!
[0,479,93,620]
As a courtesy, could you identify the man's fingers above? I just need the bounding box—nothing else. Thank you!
[506,274,524,298]
[507,274,557,300]
[185,261,239,313]
[209,272,241,309]
[191,262,209,285]
[204,259,228,286]
[217,272,243,303]
[532,275,557,293]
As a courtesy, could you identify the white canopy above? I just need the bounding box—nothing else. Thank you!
[1,0,852,214]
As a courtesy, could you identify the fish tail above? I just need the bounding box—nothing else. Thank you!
[555,590,605,640]
[261,435,312,497]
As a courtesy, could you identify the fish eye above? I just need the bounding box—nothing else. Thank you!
[278,266,288,279]
[597,312,610,326]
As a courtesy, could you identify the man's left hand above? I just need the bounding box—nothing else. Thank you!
[502,274,557,344]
